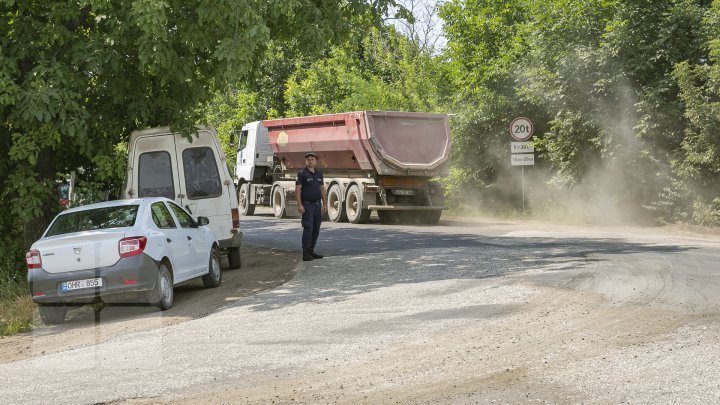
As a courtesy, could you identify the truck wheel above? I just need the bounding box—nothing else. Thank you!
[327,184,347,222]
[346,184,370,224]
[272,186,287,219]
[238,183,255,216]
[419,210,442,225]
[38,304,68,325]
[228,246,242,269]
[202,248,222,287]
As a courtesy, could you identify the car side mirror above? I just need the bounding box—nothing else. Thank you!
[197,216,210,226]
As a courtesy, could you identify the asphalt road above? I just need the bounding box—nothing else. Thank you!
[1,210,719,404]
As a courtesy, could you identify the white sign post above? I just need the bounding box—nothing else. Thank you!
[509,117,534,213]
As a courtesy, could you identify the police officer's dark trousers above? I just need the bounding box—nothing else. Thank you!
[301,201,322,250]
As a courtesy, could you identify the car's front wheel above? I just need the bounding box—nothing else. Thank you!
[38,304,68,325]
[153,264,174,310]
[203,248,222,288]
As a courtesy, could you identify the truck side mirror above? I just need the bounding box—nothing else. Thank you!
[197,216,210,226]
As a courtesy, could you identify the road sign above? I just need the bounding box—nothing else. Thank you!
[510,117,534,141]
[511,154,535,166]
[511,141,534,154]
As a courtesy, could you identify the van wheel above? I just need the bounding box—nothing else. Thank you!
[228,246,242,269]
[38,304,68,325]
[203,248,222,287]
[346,184,370,224]
[273,186,287,219]
[327,184,347,222]
[153,264,174,311]
[238,183,255,216]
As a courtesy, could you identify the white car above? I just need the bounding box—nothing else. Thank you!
[26,197,222,324]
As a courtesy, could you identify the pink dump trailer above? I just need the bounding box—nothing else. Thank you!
[234,111,450,225]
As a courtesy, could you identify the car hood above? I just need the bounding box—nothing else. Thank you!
[33,230,128,274]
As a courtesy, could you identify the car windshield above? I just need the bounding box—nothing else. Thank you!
[45,205,139,237]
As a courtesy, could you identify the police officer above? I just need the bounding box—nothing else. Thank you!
[295,152,327,261]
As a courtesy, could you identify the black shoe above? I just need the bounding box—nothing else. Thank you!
[310,249,324,259]
[303,249,314,261]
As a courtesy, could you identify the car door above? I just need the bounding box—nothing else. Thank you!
[166,201,207,278]
[149,202,190,280]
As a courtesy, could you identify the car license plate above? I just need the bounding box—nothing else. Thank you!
[393,189,416,196]
[60,278,103,292]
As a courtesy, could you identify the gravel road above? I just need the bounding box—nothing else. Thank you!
[1,211,719,404]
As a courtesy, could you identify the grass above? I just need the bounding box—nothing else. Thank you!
[0,279,36,336]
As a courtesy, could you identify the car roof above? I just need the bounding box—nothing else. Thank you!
[60,197,172,214]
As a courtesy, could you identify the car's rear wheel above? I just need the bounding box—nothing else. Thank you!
[153,264,174,310]
[38,304,68,325]
[203,248,222,288]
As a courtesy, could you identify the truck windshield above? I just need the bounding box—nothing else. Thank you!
[45,205,139,237]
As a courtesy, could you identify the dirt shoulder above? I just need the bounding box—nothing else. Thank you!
[0,246,298,365]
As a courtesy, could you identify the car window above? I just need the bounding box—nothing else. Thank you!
[167,202,195,228]
[45,205,139,237]
[151,202,176,229]
[182,147,222,200]
[139,151,175,199]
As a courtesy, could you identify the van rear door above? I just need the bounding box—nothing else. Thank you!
[174,130,234,245]
[131,133,181,201]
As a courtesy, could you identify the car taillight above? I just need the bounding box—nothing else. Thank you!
[119,237,147,258]
[26,249,42,270]
[232,208,240,229]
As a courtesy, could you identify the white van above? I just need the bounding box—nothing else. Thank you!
[122,126,242,268]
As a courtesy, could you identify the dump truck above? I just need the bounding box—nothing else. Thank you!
[233,111,450,225]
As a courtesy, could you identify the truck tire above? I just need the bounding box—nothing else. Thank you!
[419,210,442,225]
[238,183,255,216]
[346,184,370,224]
[228,246,242,269]
[273,186,287,219]
[327,184,347,222]
[38,304,68,325]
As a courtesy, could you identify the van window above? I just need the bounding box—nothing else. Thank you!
[182,147,222,199]
[139,151,175,199]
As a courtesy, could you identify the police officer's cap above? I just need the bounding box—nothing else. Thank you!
[304,152,318,159]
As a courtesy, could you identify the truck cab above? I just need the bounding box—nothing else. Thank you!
[235,121,275,184]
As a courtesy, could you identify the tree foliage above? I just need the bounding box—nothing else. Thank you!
[440,0,719,223]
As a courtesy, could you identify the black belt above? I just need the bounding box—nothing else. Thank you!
[303,200,321,204]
